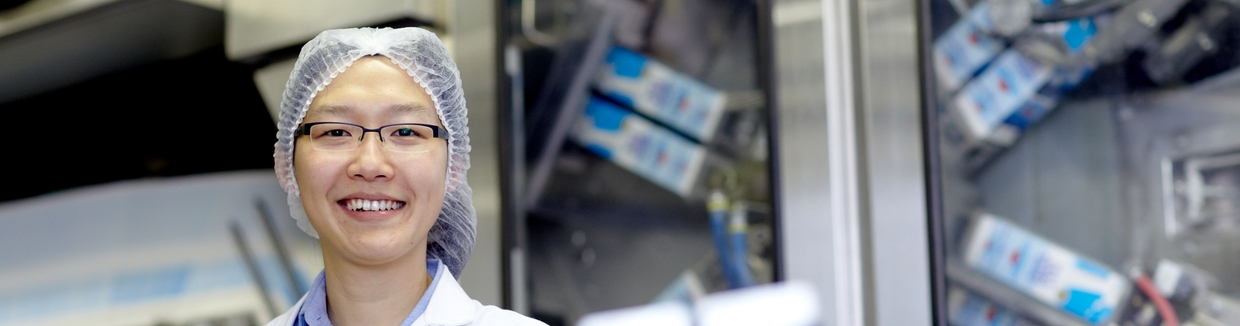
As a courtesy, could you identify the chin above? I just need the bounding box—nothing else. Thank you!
[336,231,421,264]
[307,200,433,266]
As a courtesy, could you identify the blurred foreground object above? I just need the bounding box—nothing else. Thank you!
[575,281,819,326]
[0,0,31,11]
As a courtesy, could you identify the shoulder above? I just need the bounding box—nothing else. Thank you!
[471,301,548,326]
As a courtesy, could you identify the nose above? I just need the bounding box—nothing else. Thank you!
[346,135,394,181]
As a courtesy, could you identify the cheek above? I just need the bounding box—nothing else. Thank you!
[402,154,450,194]
[292,143,341,201]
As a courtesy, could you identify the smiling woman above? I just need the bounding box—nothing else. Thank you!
[267,28,545,326]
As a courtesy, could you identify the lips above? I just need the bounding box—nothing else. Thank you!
[341,198,406,211]
[334,193,408,222]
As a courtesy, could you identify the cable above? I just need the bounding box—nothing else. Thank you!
[522,0,560,47]
[1134,273,1180,326]
[1030,0,1130,23]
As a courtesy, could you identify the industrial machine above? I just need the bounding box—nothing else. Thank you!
[495,0,782,324]
[922,0,1240,324]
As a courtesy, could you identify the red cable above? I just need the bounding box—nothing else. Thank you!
[1134,274,1179,326]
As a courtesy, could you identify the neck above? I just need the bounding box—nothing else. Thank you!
[321,243,433,326]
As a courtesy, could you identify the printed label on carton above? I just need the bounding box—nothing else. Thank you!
[570,96,707,196]
[933,2,1005,92]
[954,50,1054,139]
[948,287,1026,326]
[953,17,1099,142]
[594,46,726,142]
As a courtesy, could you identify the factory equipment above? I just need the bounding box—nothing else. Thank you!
[496,0,780,324]
[921,0,1240,324]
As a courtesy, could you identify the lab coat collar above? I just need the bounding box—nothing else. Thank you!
[415,261,476,326]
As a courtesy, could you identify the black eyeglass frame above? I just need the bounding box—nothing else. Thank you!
[297,122,449,142]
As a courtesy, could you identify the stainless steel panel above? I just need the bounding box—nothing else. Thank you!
[774,0,931,323]
[771,0,848,323]
[855,0,933,323]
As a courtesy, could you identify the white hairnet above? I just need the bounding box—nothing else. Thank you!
[273,27,475,278]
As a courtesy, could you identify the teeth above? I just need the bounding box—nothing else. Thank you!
[345,199,404,211]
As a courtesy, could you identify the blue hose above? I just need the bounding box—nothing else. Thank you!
[708,190,741,288]
[728,202,755,288]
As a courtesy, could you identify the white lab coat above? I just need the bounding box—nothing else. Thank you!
[265,262,546,326]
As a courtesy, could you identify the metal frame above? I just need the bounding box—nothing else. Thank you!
[521,11,617,209]
[755,0,784,285]
[495,0,526,313]
[771,0,865,324]
[915,0,949,323]
[854,0,935,321]
[775,0,935,324]
[298,122,448,140]
[820,0,866,322]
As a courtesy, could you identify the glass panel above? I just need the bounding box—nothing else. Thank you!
[307,123,362,151]
[382,124,436,152]
[924,0,1240,324]
[502,0,778,323]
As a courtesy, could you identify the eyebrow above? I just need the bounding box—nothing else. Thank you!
[313,105,351,116]
[389,103,434,115]
[312,103,435,117]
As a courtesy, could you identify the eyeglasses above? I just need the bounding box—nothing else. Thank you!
[298,122,448,153]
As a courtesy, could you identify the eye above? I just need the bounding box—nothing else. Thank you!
[321,129,351,137]
[393,127,418,137]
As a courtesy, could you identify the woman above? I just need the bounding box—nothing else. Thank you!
[266,27,545,326]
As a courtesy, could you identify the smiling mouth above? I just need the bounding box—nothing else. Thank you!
[339,199,406,212]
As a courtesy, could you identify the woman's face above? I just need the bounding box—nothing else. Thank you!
[293,56,448,266]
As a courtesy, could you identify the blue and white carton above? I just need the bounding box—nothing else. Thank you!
[947,286,1033,326]
[951,17,1099,145]
[963,213,1130,325]
[933,1,1006,93]
[593,46,726,143]
[570,96,709,198]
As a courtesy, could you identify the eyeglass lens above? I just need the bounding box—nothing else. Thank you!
[306,123,438,153]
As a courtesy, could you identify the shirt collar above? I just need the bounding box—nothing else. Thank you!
[300,259,470,326]
[400,259,444,326]
[301,271,329,326]
[415,260,477,326]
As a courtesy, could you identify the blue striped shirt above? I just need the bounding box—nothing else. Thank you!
[294,259,443,326]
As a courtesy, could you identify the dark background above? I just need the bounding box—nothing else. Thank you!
[0,45,274,202]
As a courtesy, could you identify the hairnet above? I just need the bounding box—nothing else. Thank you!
[273,27,475,278]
